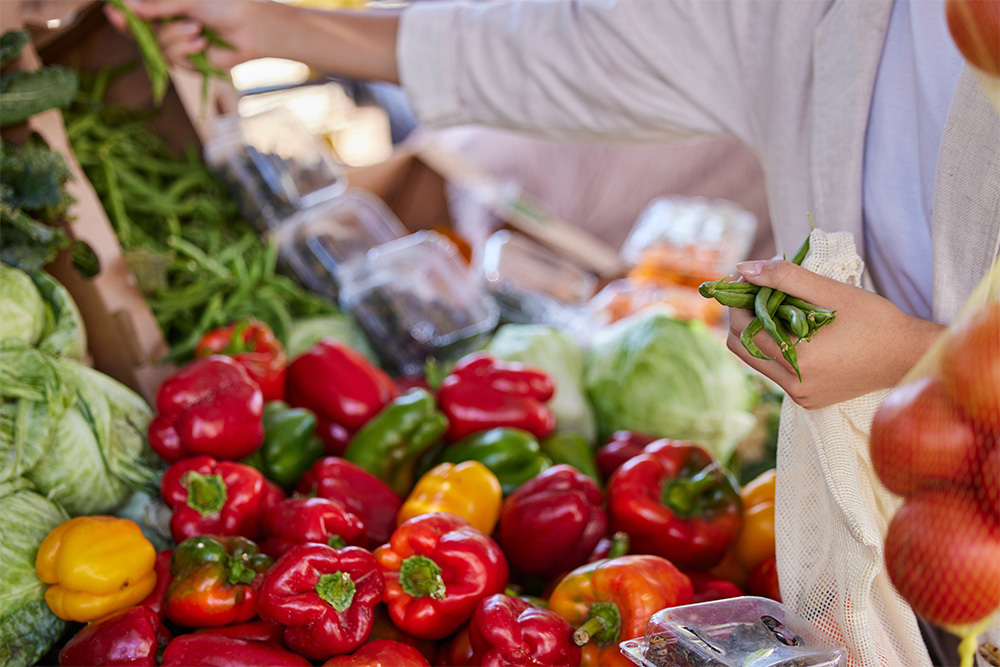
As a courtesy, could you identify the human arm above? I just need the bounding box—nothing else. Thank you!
[728,259,946,409]
[105,0,401,83]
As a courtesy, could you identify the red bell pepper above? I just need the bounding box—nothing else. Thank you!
[262,479,286,512]
[374,512,509,640]
[595,431,658,480]
[286,340,398,454]
[547,555,693,667]
[434,624,475,667]
[468,594,581,667]
[261,496,367,558]
[606,439,743,569]
[139,549,173,619]
[322,639,431,667]
[59,606,170,667]
[747,554,782,602]
[161,634,310,666]
[196,619,285,645]
[497,465,607,579]
[437,353,556,442]
[368,604,439,663]
[195,319,287,402]
[684,570,745,603]
[297,457,402,548]
[161,456,270,543]
[148,356,265,463]
[257,544,386,661]
[164,535,272,627]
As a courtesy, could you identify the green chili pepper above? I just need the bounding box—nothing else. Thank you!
[242,401,325,491]
[740,318,774,360]
[777,304,810,339]
[433,428,553,496]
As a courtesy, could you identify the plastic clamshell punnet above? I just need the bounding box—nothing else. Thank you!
[619,596,847,667]
[204,108,347,230]
[479,230,597,325]
[273,189,407,302]
[339,230,500,376]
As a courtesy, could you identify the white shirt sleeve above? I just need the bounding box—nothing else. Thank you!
[397,0,795,145]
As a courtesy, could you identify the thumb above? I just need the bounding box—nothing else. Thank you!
[735,259,832,300]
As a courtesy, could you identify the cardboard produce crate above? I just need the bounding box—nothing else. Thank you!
[4,1,225,402]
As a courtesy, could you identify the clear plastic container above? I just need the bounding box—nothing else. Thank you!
[339,231,500,375]
[204,108,348,230]
[620,196,758,289]
[479,230,597,325]
[619,597,847,667]
[273,189,407,302]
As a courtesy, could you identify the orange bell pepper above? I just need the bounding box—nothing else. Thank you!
[547,554,693,667]
[397,462,503,535]
[734,468,776,572]
[36,516,158,622]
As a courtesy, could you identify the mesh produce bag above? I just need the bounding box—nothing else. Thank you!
[775,229,1000,667]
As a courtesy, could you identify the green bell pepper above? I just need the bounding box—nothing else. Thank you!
[434,427,552,495]
[539,432,600,482]
[241,401,324,490]
[343,388,449,496]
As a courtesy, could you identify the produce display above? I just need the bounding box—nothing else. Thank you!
[5,8,997,666]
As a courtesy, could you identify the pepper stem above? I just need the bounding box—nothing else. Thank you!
[607,532,630,559]
[182,471,227,516]
[660,465,721,519]
[227,553,257,586]
[573,601,622,648]
[327,535,346,549]
[316,571,356,612]
[399,555,446,600]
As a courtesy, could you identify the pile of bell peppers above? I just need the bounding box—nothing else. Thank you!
[42,328,785,666]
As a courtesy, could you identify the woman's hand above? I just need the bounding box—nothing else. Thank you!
[104,0,263,70]
[727,259,945,409]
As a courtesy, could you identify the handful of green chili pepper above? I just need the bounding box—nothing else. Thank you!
[698,225,836,382]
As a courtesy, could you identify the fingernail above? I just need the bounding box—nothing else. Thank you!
[736,261,764,278]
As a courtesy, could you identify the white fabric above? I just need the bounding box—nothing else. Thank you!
[776,229,926,667]
[862,0,964,321]
[396,1,1000,663]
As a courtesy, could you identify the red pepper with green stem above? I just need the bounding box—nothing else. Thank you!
[161,634,311,667]
[148,356,265,463]
[437,353,556,442]
[297,456,402,548]
[257,544,386,661]
[606,439,743,569]
[195,319,287,402]
[547,555,693,667]
[261,496,367,558]
[286,340,398,454]
[374,512,509,640]
[468,594,582,667]
[161,456,270,543]
[164,535,273,627]
[497,465,607,579]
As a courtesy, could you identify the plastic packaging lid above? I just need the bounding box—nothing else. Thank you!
[480,230,597,324]
[273,189,407,301]
[339,231,499,375]
[619,596,847,667]
[204,108,348,226]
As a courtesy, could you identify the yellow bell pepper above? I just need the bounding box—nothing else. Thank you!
[35,516,157,622]
[397,461,503,534]
[733,468,777,571]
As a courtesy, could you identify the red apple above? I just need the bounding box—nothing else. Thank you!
[870,376,979,495]
[946,0,1000,77]
[940,301,1000,433]
[885,488,1000,626]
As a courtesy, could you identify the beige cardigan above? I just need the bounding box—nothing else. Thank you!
[398,0,1000,324]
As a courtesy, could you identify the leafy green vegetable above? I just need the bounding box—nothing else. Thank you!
[286,313,377,361]
[486,324,598,445]
[0,30,28,67]
[0,264,46,346]
[0,481,69,667]
[0,342,74,483]
[584,309,758,461]
[0,66,78,128]
[27,360,158,515]
[31,270,87,362]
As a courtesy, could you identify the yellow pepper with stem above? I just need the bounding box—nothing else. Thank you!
[35,516,157,622]
[397,461,503,534]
